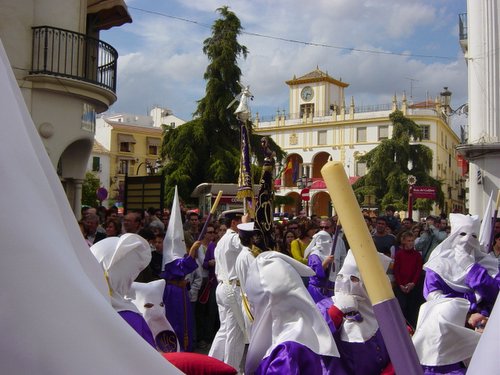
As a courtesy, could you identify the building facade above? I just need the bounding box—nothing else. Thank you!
[254,68,465,219]
[456,2,500,216]
[94,107,185,205]
[0,0,131,218]
[86,140,111,206]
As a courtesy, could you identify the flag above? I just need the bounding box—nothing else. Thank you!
[292,160,300,183]
[479,191,494,252]
[284,159,293,174]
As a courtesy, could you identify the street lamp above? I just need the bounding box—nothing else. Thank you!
[407,175,417,220]
[439,87,468,117]
[439,87,452,113]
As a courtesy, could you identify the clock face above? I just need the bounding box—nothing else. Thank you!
[301,86,314,101]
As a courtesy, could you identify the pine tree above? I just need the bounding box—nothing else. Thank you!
[353,110,444,212]
[161,6,283,205]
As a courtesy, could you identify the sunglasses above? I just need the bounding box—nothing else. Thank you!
[320,226,330,229]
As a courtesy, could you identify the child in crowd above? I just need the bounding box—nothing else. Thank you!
[393,231,423,328]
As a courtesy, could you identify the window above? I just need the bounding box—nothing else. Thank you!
[92,156,100,172]
[147,137,160,155]
[421,125,430,140]
[357,127,367,142]
[318,130,327,145]
[118,159,130,175]
[355,162,367,176]
[378,126,388,140]
[300,103,314,117]
[119,142,132,152]
[117,134,136,153]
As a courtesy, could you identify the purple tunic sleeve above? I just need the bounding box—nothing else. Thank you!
[118,310,155,348]
[316,297,337,333]
[308,254,326,280]
[424,270,469,300]
[255,341,347,375]
[162,255,198,279]
[307,255,333,302]
[466,263,499,306]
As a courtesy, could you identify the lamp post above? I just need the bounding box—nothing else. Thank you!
[407,175,417,220]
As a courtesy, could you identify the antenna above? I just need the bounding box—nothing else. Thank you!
[404,77,419,101]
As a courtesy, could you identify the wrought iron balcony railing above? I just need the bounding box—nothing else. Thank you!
[459,13,467,41]
[30,26,118,92]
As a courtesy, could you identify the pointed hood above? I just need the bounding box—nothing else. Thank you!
[425,214,498,293]
[131,280,180,353]
[0,39,182,374]
[245,251,339,374]
[412,298,481,366]
[90,234,152,312]
[479,191,494,252]
[304,230,332,260]
[162,186,187,269]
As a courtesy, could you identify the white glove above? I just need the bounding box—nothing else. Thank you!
[333,293,358,314]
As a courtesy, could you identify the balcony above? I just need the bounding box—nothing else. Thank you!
[28,26,118,110]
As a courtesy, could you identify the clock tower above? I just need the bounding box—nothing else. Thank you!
[286,67,349,118]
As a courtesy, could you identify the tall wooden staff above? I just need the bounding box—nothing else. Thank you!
[321,161,422,375]
[228,82,254,217]
[197,190,223,241]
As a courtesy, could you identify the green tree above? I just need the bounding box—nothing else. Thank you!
[82,171,101,207]
[161,6,284,205]
[353,110,444,212]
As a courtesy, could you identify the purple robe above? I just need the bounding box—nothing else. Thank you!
[255,341,348,375]
[316,297,391,375]
[161,255,198,351]
[118,310,155,348]
[424,263,499,316]
[307,254,334,303]
[422,363,466,375]
[203,242,217,279]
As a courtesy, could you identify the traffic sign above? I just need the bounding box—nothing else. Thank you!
[300,188,310,201]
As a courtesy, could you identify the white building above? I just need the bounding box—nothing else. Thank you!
[0,0,131,218]
[254,68,465,218]
[93,107,185,204]
[456,1,500,215]
[86,140,111,207]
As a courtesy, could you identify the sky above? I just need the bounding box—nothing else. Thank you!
[102,0,468,130]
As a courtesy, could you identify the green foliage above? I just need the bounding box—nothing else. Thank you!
[82,171,101,207]
[160,6,284,206]
[353,110,444,211]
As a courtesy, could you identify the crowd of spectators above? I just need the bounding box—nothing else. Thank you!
[77,202,500,353]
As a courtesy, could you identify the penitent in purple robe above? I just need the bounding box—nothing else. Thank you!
[316,298,391,375]
[161,255,198,351]
[255,341,348,375]
[118,310,155,348]
[424,263,500,316]
[307,254,334,303]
